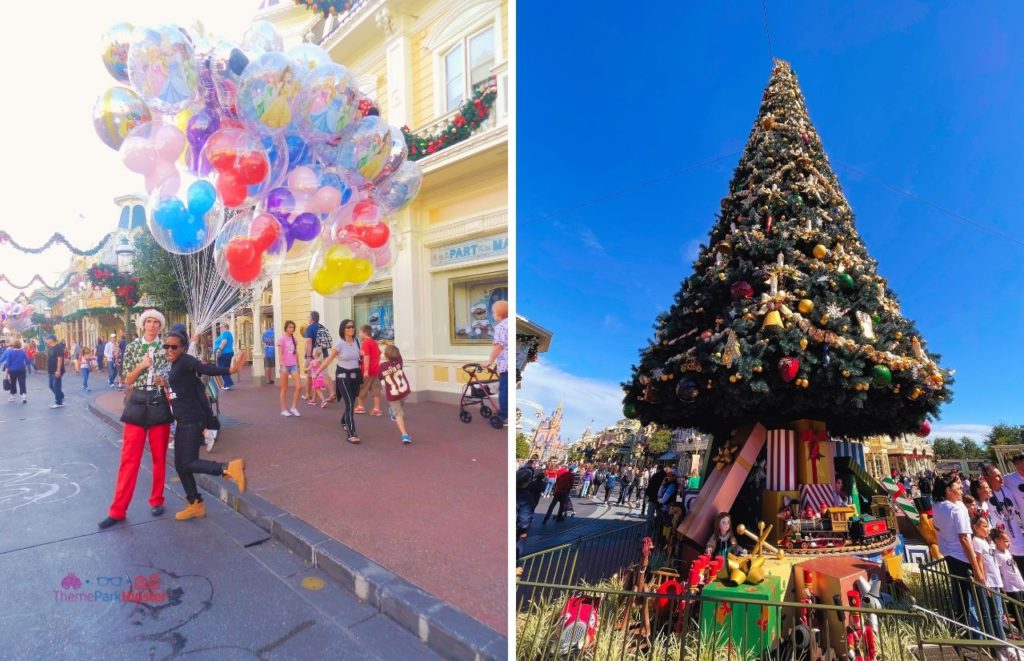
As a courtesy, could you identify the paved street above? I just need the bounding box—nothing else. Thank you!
[522,489,650,556]
[0,371,444,659]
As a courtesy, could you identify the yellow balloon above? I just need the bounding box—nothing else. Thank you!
[173,107,196,165]
[325,244,353,274]
[347,258,373,284]
[311,267,343,295]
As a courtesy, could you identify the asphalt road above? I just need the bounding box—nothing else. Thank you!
[0,373,441,660]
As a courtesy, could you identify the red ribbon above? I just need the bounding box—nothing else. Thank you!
[800,429,828,482]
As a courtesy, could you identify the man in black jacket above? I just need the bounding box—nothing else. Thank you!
[644,465,666,529]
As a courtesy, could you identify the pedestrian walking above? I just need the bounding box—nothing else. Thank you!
[156,328,247,521]
[213,322,235,390]
[645,465,666,526]
[2,339,28,403]
[304,311,334,402]
[603,468,619,505]
[617,467,635,506]
[316,319,362,444]
[516,467,535,568]
[354,325,383,416]
[277,320,302,416]
[45,335,66,408]
[484,300,508,425]
[26,340,37,374]
[104,333,118,388]
[655,470,679,545]
[379,343,413,444]
[262,324,275,385]
[542,467,575,524]
[592,466,606,498]
[98,310,172,529]
[80,347,95,392]
[306,354,329,407]
[95,337,106,371]
[70,341,81,375]
[579,465,593,497]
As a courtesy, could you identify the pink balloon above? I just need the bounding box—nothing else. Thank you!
[145,161,180,195]
[153,124,186,162]
[373,245,392,268]
[287,166,318,196]
[310,186,341,214]
[122,136,157,174]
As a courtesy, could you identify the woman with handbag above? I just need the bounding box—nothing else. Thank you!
[155,329,247,521]
[314,319,362,444]
[99,310,174,530]
[3,339,29,403]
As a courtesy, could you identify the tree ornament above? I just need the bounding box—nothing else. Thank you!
[765,215,773,233]
[623,401,637,419]
[819,314,830,325]
[676,378,699,403]
[916,420,931,438]
[908,387,923,400]
[762,310,783,334]
[799,338,808,350]
[722,329,741,367]
[855,310,876,340]
[778,357,799,382]
[871,365,892,387]
[812,244,828,259]
[730,281,755,299]
[822,344,831,366]
[837,273,856,290]
[798,299,814,314]
[789,194,804,207]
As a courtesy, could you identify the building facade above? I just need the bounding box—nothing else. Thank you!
[261,0,509,402]
[863,434,936,479]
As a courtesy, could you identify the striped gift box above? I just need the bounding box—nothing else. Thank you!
[833,440,866,469]
[800,483,836,513]
[766,428,797,491]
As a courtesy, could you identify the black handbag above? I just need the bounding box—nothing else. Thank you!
[120,388,173,428]
[2,375,10,392]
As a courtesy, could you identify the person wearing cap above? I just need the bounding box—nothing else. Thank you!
[99,310,172,529]
[104,333,118,388]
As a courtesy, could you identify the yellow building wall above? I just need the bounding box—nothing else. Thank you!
[411,26,433,129]
[279,271,309,332]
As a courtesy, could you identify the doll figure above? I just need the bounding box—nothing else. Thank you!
[705,512,742,559]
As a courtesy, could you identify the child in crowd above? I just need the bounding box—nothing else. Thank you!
[80,348,96,391]
[964,494,978,518]
[379,344,412,445]
[994,529,1024,636]
[972,515,1007,641]
[307,354,329,408]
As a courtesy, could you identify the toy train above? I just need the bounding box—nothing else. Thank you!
[781,506,892,551]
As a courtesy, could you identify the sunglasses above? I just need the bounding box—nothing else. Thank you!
[162,344,182,350]
[345,325,355,330]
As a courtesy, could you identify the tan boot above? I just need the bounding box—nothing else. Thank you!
[175,501,206,521]
[224,459,246,493]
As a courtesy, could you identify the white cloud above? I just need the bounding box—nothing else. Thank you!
[517,361,624,443]
[929,423,992,443]
[577,226,605,254]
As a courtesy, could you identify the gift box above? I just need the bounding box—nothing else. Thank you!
[699,576,783,657]
[766,429,797,491]
[792,419,835,484]
[833,439,866,470]
[677,423,767,561]
[762,490,800,545]
[800,483,836,513]
[794,557,880,656]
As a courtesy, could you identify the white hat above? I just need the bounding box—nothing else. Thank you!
[136,309,166,331]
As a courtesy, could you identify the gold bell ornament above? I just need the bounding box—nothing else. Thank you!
[762,310,784,333]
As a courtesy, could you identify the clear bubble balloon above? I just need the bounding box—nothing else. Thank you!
[296,63,358,143]
[241,20,284,55]
[308,235,375,299]
[333,115,392,180]
[120,121,187,194]
[287,43,332,71]
[126,25,199,114]
[237,52,305,135]
[214,210,287,288]
[101,22,134,83]
[148,177,224,254]
[93,86,152,151]
[375,160,423,213]
[201,127,272,208]
[373,124,408,184]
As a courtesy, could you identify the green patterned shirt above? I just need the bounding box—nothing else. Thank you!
[121,337,169,390]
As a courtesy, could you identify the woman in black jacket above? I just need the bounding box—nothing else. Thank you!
[154,330,248,521]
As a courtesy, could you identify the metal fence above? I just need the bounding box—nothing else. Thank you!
[918,555,1024,643]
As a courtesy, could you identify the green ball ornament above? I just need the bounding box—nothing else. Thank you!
[838,273,856,290]
[789,194,804,207]
[872,314,881,324]
[623,401,637,419]
[871,365,893,387]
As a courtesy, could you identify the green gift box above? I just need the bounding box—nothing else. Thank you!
[699,576,783,656]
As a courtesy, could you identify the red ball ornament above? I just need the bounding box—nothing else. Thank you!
[730,280,754,299]
[700,330,712,340]
[916,421,931,438]
[778,356,800,382]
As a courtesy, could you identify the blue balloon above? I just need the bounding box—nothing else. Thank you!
[285,133,311,170]
[169,215,206,251]
[186,180,217,216]
[153,198,189,230]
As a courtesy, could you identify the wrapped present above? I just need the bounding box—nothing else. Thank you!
[792,419,835,484]
[762,490,800,545]
[800,483,836,513]
[833,439,866,470]
[677,423,767,561]
[766,428,797,490]
[700,576,783,657]
[794,557,880,656]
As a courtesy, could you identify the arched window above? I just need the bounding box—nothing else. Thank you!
[118,206,130,230]
[131,205,146,229]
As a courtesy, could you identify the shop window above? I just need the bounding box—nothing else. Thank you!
[443,26,494,112]
[354,291,394,342]
[449,273,506,344]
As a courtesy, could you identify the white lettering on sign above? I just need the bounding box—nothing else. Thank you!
[431,234,508,268]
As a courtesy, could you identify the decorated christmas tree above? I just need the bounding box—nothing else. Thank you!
[623,60,952,440]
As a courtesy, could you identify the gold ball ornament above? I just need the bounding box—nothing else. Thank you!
[841,325,849,332]
[729,375,737,383]
[812,244,828,259]
[820,315,830,325]
[798,299,814,314]
[842,370,851,377]
[895,332,903,340]
[718,273,728,281]
[661,374,671,382]
[799,338,808,350]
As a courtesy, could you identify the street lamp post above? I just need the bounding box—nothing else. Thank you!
[115,235,135,338]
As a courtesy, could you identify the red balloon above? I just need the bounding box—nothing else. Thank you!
[236,151,269,185]
[228,256,261,283]
[916,421,931,438]
[207,147,237,172]
[217,172,248,208]
[352,199,380,224]
[354,222,390,249]
[225,236,256,266]
[250,214,281,252]
[778,356,800,382]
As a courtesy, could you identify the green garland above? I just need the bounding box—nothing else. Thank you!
[0,272,77,291]
[294,0,357,18]
[0,231,111,256]
[87,263,140,308]
[32,307,144,329]
[403,79,498,161]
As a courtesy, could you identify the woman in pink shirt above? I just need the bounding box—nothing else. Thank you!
[277,320,302,417]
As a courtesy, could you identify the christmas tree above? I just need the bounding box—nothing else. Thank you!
[624,60,952,439]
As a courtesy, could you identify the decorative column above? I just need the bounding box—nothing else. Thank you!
[376,7,413,127]
[252,282,264,380]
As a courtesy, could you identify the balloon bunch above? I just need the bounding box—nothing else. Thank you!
[1,302,35,333]
[93,19,424,293]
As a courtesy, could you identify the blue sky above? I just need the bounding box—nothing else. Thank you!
[517,1,1024,443]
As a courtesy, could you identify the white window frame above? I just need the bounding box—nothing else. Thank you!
[440,25,495,113]
[427,0,503,121]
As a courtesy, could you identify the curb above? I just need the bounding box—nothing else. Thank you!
[88,402,508,660]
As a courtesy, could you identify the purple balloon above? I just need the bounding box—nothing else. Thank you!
[290,212,321,242]
[186,109,220,172]
[266,187,294,220]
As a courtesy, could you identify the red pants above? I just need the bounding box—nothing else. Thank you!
[108,422,170,519]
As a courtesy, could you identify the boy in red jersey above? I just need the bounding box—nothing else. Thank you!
[379,344,412,445]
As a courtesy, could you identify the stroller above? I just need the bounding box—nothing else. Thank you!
[458,363,503,429]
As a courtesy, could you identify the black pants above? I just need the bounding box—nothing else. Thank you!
[173,421,225,503]
[7,369,26,395]
[336,369,360,438]
[617,483,633,505]
[544,492,571,522]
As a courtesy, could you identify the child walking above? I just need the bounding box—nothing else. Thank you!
[307,355,329,408]
[379,344,412,445]
[80,348,96,392]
